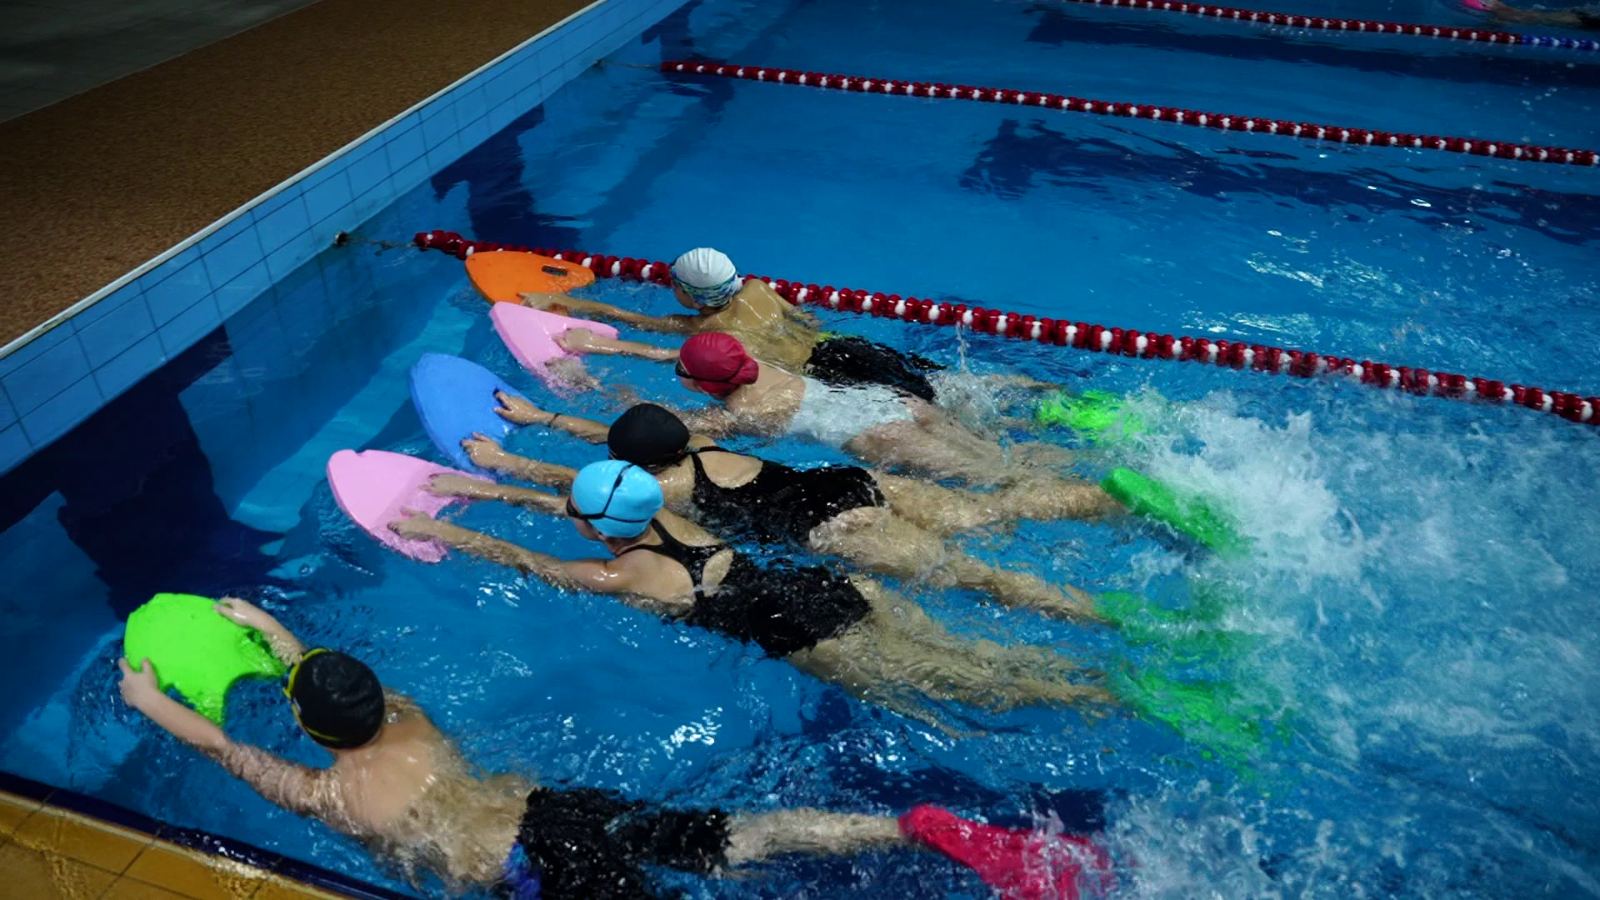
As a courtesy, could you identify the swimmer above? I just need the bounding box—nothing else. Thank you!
[395,460,1113,723]
[1467,0,1600,29]
[519,246,947,401]
[568,329,1092,487]
[445,401,1112,621]
[116,598,1110,899]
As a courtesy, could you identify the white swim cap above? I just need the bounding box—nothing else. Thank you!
[671,247,739,308]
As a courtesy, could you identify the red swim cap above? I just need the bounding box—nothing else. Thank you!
[677,332,759,397]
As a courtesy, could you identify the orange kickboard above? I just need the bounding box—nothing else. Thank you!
[465,250,596,302]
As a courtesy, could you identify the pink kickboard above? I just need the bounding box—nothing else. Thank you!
[490,304,618,384]
[326,449,481,563]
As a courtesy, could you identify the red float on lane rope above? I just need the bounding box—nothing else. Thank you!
[413,229,1599,428]
[1056,0,1600,52]
[659,60,1600,167]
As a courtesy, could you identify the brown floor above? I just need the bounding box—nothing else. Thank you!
[0,790,349,899]
[0,0,590,347]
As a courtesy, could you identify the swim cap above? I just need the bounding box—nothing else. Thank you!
[677,332,759,397]
[671,248,740,309]
[286,649,385,749]
[609,404,691,467]
[568,460,663,538]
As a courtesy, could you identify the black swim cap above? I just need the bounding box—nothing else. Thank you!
[287,650,385,749]
[608,403,691,467]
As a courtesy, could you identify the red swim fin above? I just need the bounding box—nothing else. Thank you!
[900,805,1112,900]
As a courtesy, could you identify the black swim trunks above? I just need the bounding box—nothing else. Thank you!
[503,787,730,900]
[805,334,942,401]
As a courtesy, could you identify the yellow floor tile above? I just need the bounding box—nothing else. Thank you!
[9,807,152,874]
[101,877,195,900]
[0,840,118,899]
[124,843,269,900]
[0,790,45,839]
[252,874,349,900]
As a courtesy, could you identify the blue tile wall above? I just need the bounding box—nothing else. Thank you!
[1,327,90,417]
[143,250,211,326]
[93,334,167,401]
[0,425,27,474]
[20,376,102,446]
[0,0,689,474]
[74,282,155,368]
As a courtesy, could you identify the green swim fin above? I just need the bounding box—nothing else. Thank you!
[1111,667,1266,765]
[1035,390,1144,442]
[1102,468,1247,556]
[1095,591,1249,662]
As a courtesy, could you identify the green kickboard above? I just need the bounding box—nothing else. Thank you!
[1102,468,1246,556]
[122,593,285,725]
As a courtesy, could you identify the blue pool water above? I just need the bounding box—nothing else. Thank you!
[2,0,1598,895]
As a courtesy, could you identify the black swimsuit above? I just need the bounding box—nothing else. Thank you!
[805,334,942,401]
[623,521,869,657]
[685,449,885,545]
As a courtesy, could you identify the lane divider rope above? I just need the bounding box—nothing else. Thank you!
[1056,0,1600,52]
[659,60,1600,167]
[413,230,1598,428]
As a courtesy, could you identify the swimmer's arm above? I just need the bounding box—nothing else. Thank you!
[215,597,305,665]
[212,741,331,819]
[458,437,585,487]
[556,329,678,362]
[491,394,610,444]
[392,515,610,592]
[527,295,700,334]
[485,482,575,509]
[424,478,568,514]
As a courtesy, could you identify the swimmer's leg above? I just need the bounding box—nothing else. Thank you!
[792,583,1115,713]
[724,810,904,865]
[808,508,1104,624]
[874,472,1119,534]
[728,807,1113,900]
[849,420,1020,485]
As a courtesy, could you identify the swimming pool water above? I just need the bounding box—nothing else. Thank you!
[1,0,1597,895]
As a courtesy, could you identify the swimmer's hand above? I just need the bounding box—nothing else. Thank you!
[428,472,501,500]
[494,390,545,426]
[215,597,273,631]
[555,328,597,352]
[461,433,514,470]
[117,657,161,711]
[390,509,448,539]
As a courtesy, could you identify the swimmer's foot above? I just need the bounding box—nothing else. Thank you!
[899,805,1112,900]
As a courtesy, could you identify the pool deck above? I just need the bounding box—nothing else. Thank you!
[0,0,589,348]
[0,789,351,899]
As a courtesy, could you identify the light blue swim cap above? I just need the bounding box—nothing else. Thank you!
[567,460,663,539]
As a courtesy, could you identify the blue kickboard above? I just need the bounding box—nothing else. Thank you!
[409,353,527,477]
